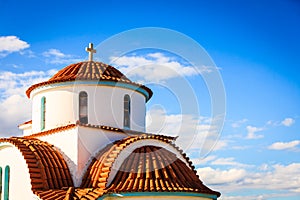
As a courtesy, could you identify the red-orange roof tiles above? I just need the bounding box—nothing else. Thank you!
[25,122,176,141]
[81,135,220,198]
[26,61,152,99]
[25,124,77,139]
[1,127,220,199]
[0,137,74,192]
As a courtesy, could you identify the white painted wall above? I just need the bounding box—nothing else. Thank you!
[0,144,35,200]
[31,85,77,133]
[35,127,78,185]
[30,83,146,134]
[77,126,128,185]
[36,126,128,187]
[19,123,32,136]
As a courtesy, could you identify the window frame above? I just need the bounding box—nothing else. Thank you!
[4,166,9,200]
[0,167,2,200]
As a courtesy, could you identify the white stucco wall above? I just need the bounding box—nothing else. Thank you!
[36,126,129,187]
[0,144,34,200]
[35,127,78,185]
[30,83,146,134]
[77,126,128,186]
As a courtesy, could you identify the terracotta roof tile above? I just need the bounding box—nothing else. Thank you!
[18,120,32,127]
[25,124,77,139]
[1,128,220,199]
[25,122,176,141]
[81,135,220,198]
[26,61,152,100]
[0,137,74,192]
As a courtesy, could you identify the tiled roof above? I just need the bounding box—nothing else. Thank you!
[35,134,220,199]
[81,135,220,198]
[108,146,219,195]
[0,137,73,192]
[26,61,153,99]
[18,120,32,127]
[25,124,77,139]
[25,122,176,141]
[1,130,220,199]
[35,187,106,200]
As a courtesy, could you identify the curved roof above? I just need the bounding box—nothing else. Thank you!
[0,137,74,191]
[0,135,220,199]
[81,134,220,198]
[26,61,153,100]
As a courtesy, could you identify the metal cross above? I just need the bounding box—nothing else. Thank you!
[85,43,96,61]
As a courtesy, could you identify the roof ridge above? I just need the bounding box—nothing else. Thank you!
[25,122,176,141]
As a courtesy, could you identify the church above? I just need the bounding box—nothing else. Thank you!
[0,43,221,200]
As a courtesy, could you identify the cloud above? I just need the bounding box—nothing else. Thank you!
[197,167,247,185]
[191,155,217,166]
[0,36,30,57]
[42,48,82,64]
[246,125,264,139]
[197,163,300,198]
[211,157,252,168]
[231,118,248,128]
[281,117,295,127]
[268,140,300,150]
[0,69,57,137]
[110,52,215,83]
[146,107,226,156]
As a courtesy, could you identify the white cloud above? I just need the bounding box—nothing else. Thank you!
[110,52,215,83]
[211,157,252,168]
[0,36,30,57]
[281,117,295,127]
[246,125,264,139]
[0,69,56,137]
[146,107,226,155]
[42,48,82,64]
[231,118,248,128]
[268,140,300,150]
[197,167,247,185]
[197,163,300,197]
[191,155,217,166]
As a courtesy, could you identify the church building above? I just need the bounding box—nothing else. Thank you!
[0,43,220,200]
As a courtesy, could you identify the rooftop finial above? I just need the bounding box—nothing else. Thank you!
[85,43,96,61]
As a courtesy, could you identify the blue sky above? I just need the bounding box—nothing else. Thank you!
[0,0,300,199]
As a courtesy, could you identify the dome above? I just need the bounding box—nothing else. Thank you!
[26,61,153,100]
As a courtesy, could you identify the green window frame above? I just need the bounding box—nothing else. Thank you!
[4,166,9,200]
[41,96,46,130]
[0,167,2,200]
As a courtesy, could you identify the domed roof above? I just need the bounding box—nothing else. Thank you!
[80,134,221,198]
[26,61,153,100]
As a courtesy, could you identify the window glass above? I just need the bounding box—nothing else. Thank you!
[79,92,88,124]
[124,95,130,129]
[41,97,46,130]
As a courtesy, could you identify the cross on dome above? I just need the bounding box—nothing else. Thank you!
[85,43,96,61]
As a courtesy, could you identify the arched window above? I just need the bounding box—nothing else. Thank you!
[4,166,9,200]
[79,91,88,124]
[124,94,130,129]
[0,167,2,200]
[41,96,46,130]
